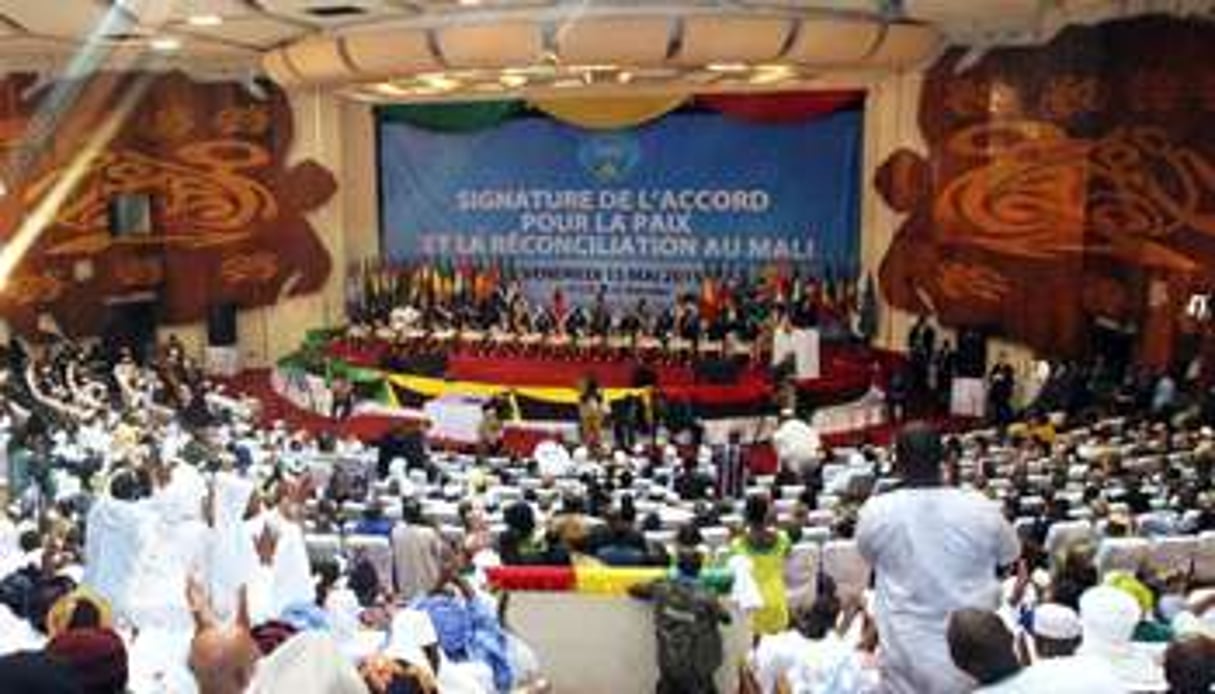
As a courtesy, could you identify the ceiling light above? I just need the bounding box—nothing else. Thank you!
[150,36,182,52]
[457,0,482,5]
[418,74,461,91]
[706,63,749,73]
[374,82,412,97]
[499,74,528,88]
[748,64,797,85]
[187,14,223,27]
[616,71,634,84]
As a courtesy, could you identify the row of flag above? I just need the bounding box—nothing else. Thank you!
[347,257,511,313]
[696,262,865,320]
[347,256,869,319]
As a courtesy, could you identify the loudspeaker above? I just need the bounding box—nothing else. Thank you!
[103,299,159,363]
[207,303,238,346]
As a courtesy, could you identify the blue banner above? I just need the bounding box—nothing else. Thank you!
[379,108,861,304]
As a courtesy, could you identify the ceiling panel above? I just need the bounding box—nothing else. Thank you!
[283,36,357,82]
[555,17,672,66]
[0,36,74,58]
[342,28,440,78]
[159,0,258,22]
[256,0,412,26]
[0,0,128,38]
[178,16,310,49]
[786,18,883,64]
[437,22,544,68]
[862,22,943,66]
[673,16,794,67]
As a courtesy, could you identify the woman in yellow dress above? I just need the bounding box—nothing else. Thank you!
[730,494,792,635]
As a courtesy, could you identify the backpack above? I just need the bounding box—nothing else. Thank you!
[652,578,723,684]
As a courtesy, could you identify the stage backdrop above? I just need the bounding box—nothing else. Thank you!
[379,104,861,305]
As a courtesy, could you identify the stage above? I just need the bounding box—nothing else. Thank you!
[268,332,905,458]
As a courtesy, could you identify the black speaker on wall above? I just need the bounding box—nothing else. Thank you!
[207,303,238,347]
[108,193,154,237]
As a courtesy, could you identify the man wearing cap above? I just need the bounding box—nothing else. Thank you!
[980,603,1128,693]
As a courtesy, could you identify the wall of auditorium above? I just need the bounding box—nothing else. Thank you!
[164,89,382,368]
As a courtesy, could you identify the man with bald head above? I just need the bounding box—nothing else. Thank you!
[857,421,1020,693]
[186,577,260,694]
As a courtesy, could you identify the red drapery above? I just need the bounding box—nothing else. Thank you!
[698,90,866,124]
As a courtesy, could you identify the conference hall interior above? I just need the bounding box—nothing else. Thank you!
[0,1,1211,693]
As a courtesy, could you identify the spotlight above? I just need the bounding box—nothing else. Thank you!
[187,14,223,27]
[150,36,182,52]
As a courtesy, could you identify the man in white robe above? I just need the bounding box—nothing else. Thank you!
[82,478,157,621]
[204,472,259,623]
[857,423,1019,694]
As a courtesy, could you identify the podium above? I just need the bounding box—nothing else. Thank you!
[772,328,820,380]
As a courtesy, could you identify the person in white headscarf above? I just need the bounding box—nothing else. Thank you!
[1077,586,1166,692]
[247,630,368,694]
[247,480,314,618]
[127,461,210,632]
[203,472,259,623]
[82,470,157,621]
[771,411,821,478]
[533,440,572,478]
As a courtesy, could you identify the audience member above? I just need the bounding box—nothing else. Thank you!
[857,421,1020,693]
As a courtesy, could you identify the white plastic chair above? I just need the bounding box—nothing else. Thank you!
[784,542,821,609]
[1145,536,1198,576]
[820,540,871,600]
[1192,531,1215,584]
[346,534,393,590]
[1045,520,1093,557]
[304,533,342,565]
[1095,537,1150,579]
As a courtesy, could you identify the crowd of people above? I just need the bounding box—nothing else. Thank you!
[343,262,869,364]
[0,329,1212,693]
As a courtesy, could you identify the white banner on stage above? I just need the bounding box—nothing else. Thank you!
[951,377,987,418]
[423,395,487,444]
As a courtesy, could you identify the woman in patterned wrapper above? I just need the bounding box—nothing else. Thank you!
[577,376,608,453]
